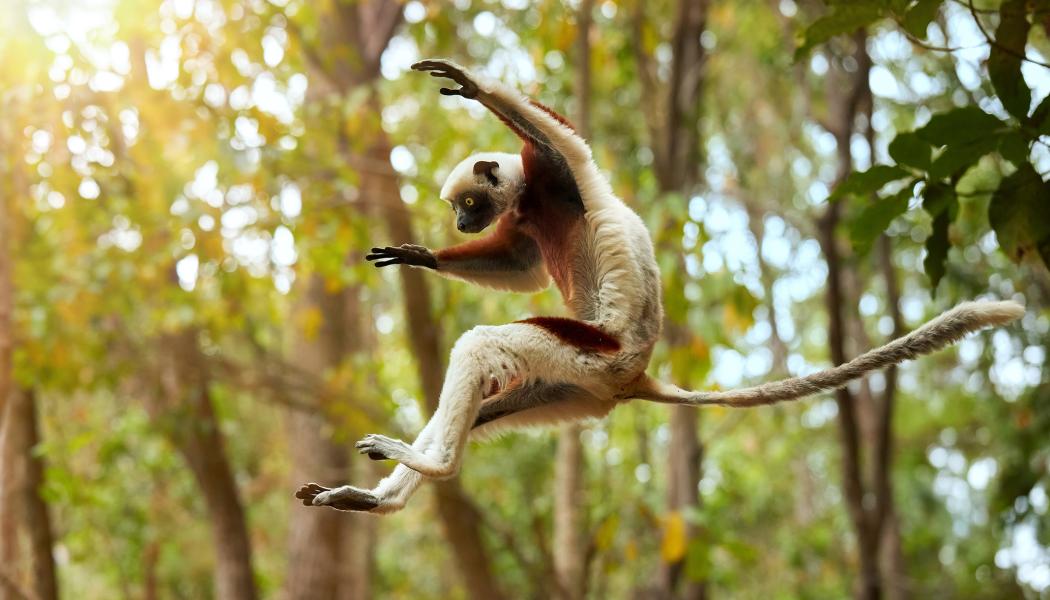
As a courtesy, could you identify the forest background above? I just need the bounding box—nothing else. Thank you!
[1,0,1049,598]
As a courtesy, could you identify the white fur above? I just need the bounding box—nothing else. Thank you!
[439,151,523,203]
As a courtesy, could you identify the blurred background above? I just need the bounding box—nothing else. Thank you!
[0,0,1048,598]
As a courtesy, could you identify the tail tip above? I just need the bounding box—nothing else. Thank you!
[959,299,1025,327]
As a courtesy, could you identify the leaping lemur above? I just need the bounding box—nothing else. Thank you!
[295,59,1024,514]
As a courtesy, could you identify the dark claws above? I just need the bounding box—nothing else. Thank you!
[411,59,478,99]
[295,482,328,506]
[365,245,437,269]
[294,482,380,512]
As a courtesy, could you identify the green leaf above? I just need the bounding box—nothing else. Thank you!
[916,106,1005,146]
[923,181,955,217]
[988,163,1050,268]
[901,0,941,39]
[988,0,1032,121]
[848,187,912,255]
[928,135,1000,180]
[1029,93,1050,137]
[922,184,957,290]
[888,131,932,169]
[999,131,1030,166]
[829,165,909,201]
[795,2,886,59]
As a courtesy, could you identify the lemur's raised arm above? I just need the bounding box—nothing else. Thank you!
[296,59,1025,517]
[411,60,566,155]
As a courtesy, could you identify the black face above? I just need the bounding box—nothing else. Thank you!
[452,191,498,233]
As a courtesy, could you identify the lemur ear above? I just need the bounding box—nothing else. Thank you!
[473,160,500,186]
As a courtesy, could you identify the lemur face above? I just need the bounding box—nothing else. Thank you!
[451,190,498,233]
[439,152,524,234]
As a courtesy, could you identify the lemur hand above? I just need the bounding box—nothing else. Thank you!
[411,59,479,99]
[366,244,438,269]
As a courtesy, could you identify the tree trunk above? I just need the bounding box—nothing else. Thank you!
[283,278,370,600]
[817,32,887,600]
[291,1,502,595]
[552,5,593,599]
[0,387,58,600]
[365,130,506,600]
[155,332,257,600]
[16,389,58,600]
[553,424,586,600]
[632,1,708,597]
[0,390,23,600]
[876,235,908,600]
[0,137,14,442]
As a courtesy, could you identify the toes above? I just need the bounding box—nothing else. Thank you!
[295,482,329,506]
[355,441,387,460]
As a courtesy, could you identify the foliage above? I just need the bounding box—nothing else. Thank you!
[799,0,1050,287]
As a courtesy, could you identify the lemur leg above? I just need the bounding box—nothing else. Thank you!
[296,417,443,513]
[355,323,615,480]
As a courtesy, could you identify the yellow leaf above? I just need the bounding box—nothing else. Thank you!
[299,306,323,341]
[722,303,753,333]
[661,511,688,563]
[593,514,619,551]
[625,539,638,562]
[324,276,343,294]
[690,337,709,361]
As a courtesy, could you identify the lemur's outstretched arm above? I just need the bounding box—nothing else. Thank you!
[366,219,549,293]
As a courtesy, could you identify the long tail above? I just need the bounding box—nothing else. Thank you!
[630,300,1024,408]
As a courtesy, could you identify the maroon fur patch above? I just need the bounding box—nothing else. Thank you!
[518,317,620,353]
[528,100,576,132]
[435,216,521,262]
[518,143,585,297]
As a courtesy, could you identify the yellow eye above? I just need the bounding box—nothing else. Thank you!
[464,197,475,207]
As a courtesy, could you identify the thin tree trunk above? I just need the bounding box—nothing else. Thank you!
[0,387,57,600]
[876,234,908,600]
[155,331,257,600]
[631,0,708,597]
[283,277,368,600]
[817,32,882,600]
[366,130,506,600]
[0,390,23,600]
[15,389,57,600]
[554,424,585,600]
[295,6,504,593]
[552,4,593,598]
[743,200,789,375]
[0,133,13,441]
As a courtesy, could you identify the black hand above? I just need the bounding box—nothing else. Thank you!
[411,59,479,99]
[365,244,437,269]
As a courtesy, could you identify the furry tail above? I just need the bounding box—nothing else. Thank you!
[630,300,1024,408]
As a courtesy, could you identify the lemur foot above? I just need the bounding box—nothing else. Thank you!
[355,433,412,461]
[295,483,380,512]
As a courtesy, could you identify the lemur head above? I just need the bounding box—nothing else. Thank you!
[439,152,524,233]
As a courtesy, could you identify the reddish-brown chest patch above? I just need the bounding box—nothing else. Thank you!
[517,142,585,299]
[518,317,620,353]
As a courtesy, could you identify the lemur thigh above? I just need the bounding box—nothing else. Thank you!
[471,380,611,438]
[356,323,615,479]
